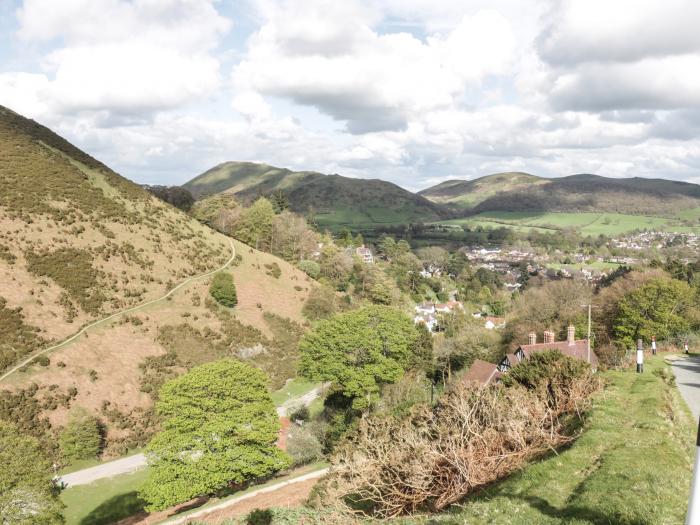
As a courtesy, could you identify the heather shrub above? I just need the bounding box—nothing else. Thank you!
[209,272,237,307]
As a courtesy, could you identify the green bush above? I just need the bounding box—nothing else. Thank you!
[287,424,324,466]
[298,260,320,279]
[246,508,273,525]
[209,272,237,307]
[302,286,338,320]
[265,262,281,279]
[59,410,102,462]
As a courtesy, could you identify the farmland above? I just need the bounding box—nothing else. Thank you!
[438,210,700,236]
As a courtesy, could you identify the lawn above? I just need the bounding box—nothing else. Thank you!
[402,355,695,524]
[270,378,319,406]
[60,469,148,525]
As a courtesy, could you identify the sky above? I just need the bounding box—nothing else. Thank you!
[1,0,700,191]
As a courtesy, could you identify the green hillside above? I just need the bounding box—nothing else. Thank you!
[0,106,313,457]
[421,172,700,216]
[419,172,546,210]
[184,161,449,228]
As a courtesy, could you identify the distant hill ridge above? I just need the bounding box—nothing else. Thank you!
[184,161,450,227]
[419,171,700,216]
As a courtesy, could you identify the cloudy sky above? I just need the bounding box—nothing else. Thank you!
[1,0,700,190]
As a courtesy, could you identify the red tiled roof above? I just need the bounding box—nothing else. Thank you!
[462,359,501,386]
[505,353,519,366]
[517,339,598,367]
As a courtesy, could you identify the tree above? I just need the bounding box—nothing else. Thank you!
[269,190,289,214]
[303,285,339,320]
[140,360,289,511]
[299,306,421,409]
[613,277,698,348]
[0,420,64,524]
[236,198,275,250]
[59,409,102,462]
[209,272,237,307]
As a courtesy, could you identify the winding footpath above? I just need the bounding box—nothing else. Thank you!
[0,238,236,384]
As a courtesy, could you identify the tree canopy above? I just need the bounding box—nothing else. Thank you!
[139,359,289,511]
[0,420,64,524]
[299,305,421,409]
[613,277,698,348]
[59,409,102,463]
[209,272,237,307]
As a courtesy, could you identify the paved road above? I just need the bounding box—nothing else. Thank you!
[0,238,236,383]
[60,453,146,488]
[670,355,700,421]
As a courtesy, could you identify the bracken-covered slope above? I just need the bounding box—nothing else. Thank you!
[420,172,700,216]
[184,161,449,227]
[0,107,313,455]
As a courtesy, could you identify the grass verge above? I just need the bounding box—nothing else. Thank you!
[403,355,695,524]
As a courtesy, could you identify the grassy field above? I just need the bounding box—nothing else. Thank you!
[439,210,700,236]
[60,469,149,525]
[402,355,695,524]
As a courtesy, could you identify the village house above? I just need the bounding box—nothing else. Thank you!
[355,245,374,264]
[414,300,464,334]
[463,325,597,386]
[484,316,506,330]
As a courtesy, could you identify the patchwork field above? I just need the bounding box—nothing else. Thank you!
[438,210,700,236]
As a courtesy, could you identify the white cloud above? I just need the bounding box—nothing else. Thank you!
[233,2,515,132]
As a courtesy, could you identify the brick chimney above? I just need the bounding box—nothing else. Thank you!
[528,332,536,345]
[543,331,555,344]
[567,324,576,345]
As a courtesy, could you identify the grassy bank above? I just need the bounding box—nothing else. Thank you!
[404,355,694,524]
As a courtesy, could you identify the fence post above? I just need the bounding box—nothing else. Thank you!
[652,335,657,356]
[636,339,644,373]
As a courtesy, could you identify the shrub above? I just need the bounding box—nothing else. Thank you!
[209,272,237,307]
[321,354,601,517]
[265,262,281,279]
[287,425,324,466]
[59,410,103,462]
[302,286,338,320]
[298,260,320,279]
[246,509,273,525]
[34,355,50,367]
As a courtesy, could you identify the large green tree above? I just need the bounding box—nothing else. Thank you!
[299,306,421,409]
[235,197,275,250]
[139,360,289,511]
[59,409,102,463]
[0,420,64,524]
[614,277,698,348]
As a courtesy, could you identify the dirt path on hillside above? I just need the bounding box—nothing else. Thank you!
[0,238,236,383]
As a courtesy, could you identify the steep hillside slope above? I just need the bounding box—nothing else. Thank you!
[0,106,313,455]
[185,161,448,227]
[420,172,700,216]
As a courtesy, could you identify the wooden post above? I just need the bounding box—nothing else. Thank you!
[651,335,657,356]
[636,338,644,373]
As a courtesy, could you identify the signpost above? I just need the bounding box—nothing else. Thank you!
[636,339,644,373]
[651,335,657,356]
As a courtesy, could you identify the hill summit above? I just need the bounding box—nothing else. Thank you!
[184,161,449,228]
[419,172,700,215]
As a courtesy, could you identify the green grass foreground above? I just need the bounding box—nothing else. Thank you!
[402,355,695,524]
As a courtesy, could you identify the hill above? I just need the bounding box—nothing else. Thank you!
[184,161,449,227]
[0,106,313,456]
[420,172,700,216]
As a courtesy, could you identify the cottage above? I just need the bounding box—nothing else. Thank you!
[516,325,598,370]
[484,316,506,330]
[355,245,374,264]
[462,359,501,386]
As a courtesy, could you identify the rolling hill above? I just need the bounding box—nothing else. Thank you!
[184,161,449,227]
[420,172,700,216]
[0,106,314,456]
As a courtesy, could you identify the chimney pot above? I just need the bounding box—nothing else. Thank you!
[528,332,536,345]
[567,324,575,345]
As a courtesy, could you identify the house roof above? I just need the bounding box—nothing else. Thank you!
[504,353,519,365]
[516,339,598,367]
[462,359,501,386]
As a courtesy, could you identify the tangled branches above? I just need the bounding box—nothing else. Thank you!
[320,352,602,518]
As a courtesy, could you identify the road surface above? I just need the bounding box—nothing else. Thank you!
[0,238,236,383]
[670,355,700,421]
[60,453,146,488]
[58,383,326,487]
